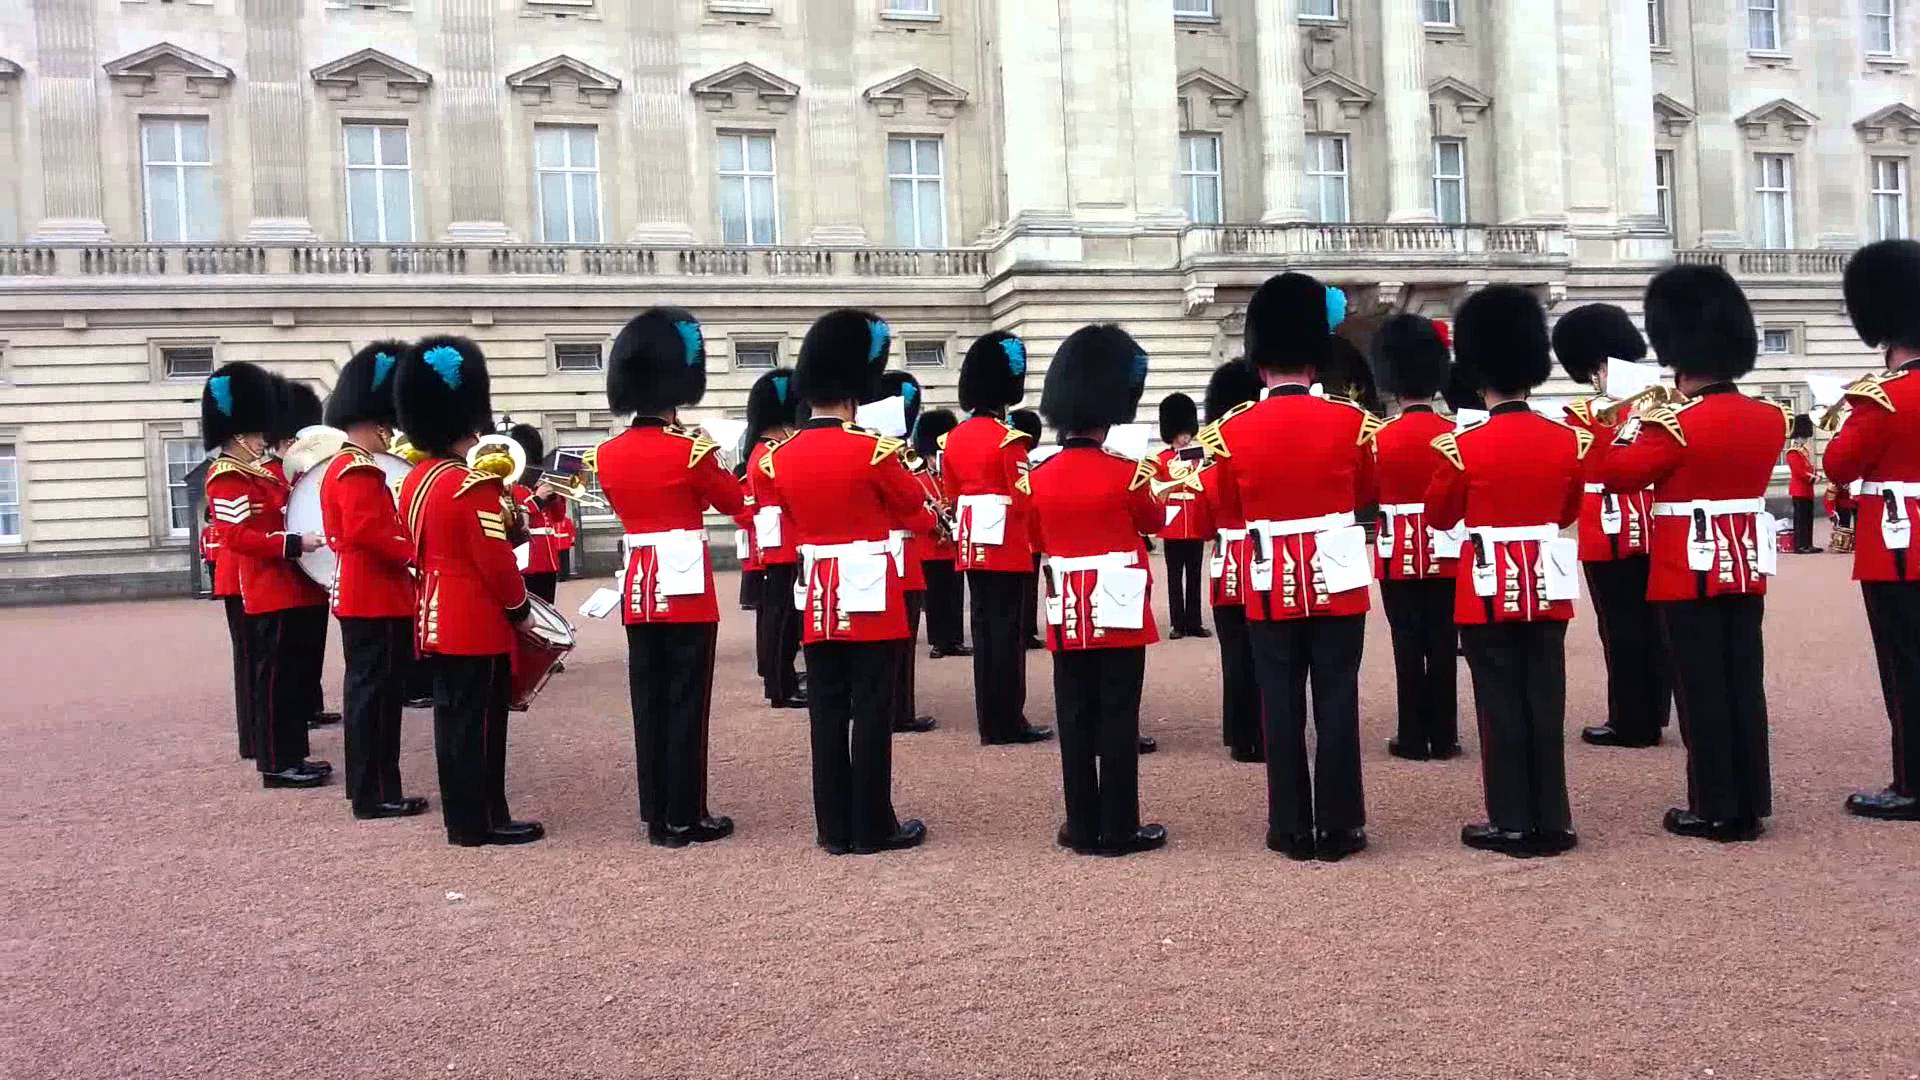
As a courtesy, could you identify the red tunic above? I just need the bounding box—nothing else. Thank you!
[1598,385,1790,602]
[1370,405,1459,581]
[593,419,749,626]
[746,438,796,567]
[766,419,936,643]
[511,483,562,575]
[1025,442,1164,651]
[1423,403,1587,625]
[1565,398,1654,561]
[1785,445,1817,500]
[1821,363,1920,582]
[319,445,414,619]
[399,459,528,656]
[552,512,576,553]
[206,456,326,615]
[202,453,245,598]
[941,415,1034,573]
[1199,462,1250,609]
[1198,386,1381,622]
[1152,445,1215,542]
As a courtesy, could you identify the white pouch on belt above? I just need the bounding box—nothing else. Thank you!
[1165,504,1182,528]
[1600,494,1623,536]
[654,534,708,597]
[1313,525,1373,594]
[1685,510,1717,572]
[733,529,751,562]
[1470,548,1497,598]
[1208,546,1227,579]
[1881,491,1913,551]
[1091,566,1149,631]
[834,552,890,614]
[1248,546,1275,592]
[1755,513,1780,576]
[753,505,783,550]
[964,498,1008,547]
[1542,537,1582,601]
[1044,590,1065,626]
[1431,522,1467,560]
[1375,515,1394,560]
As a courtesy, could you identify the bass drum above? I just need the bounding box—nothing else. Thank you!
[287,452,415,588]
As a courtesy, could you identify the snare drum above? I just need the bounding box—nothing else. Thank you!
[510,595,576,709]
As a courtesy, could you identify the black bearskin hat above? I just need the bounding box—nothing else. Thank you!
[324,340,408,429]
[1443,366,1485,413]
[1454,284,1552,396]
[1159,393,1199,443]
[1372,314,1451,401]
[959,330,1029,413]
[269,378,324,445]
[1643,264,1757,381]
[913,408,958,459]
[200,361,279,451]
[1009,407,1043,443]
[1204,358,1263,422]
[1550,303,1647,386]
[1845,239,1920,350]
[507,423,545,465]
[395,335,493,459]
[1791,412,1815,441]
[796,308,891,404]
[1245,272,1340,374]
[1040,323,1147,433]
[609,306,707,416]
[745,367,799,443]
[877,369,924,433]
[1324,336,1382,414]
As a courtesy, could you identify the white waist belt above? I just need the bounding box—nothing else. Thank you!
[1652,499,1766,517]
[1469,524,1562,545]
[1216,527,1249,541]
[799,539,894,561]
[956,493,1011,509]
[623,529,705,549]
[1584,483,1606,495]
[1249,511,1357,538]
[1379,502,1426,516]
[528,527,555,536]
[1861,480,1920,498]
[1046,551,1138,575]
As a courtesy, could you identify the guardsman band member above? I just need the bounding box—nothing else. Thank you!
[1009,408,1048,651]
[268,379,341,730]
[554,504,578,581]
[737,455,764,613]
[202,364,333,789]
[394,336,545,848]
[506,423,564,605]
[915,408,970,659]
[1785,415,1822,554]
[320,342,429,820]
[1154,393,1214,639]
[1826,238,1920,822]
[204,425,252,761]
[1425,285,1587,858]
[1028,324,1169,857]
[1202,359,1266,763]
[1323,335,1385,416]
[745,366,806,710]
[1370,313,1462,763]
[767,309,934,855]
[946,332,1053,745]
[1198,272,1379,862]
[1599,265,1785,843]
[877,369,940,735]
[594,308,749,847]
[1554,304,1674,748]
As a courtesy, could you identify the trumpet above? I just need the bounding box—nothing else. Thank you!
[900,446,958,543]
[1595,385,1680,426]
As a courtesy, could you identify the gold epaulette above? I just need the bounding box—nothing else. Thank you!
[666,424,720,467]
[1844,373,1898,413]
[999,422,1032,450]
[1771,399,1794,436]
[1572,426,1595,460]
[206,458,250,483]
[1566,397,1595,426]
[1430,431,1465,471]
[1127,456,1156,492]
[936,431,949,452]
[582,445,600,474]
[1641,404,1688,448]
[456,467,507,498]
[335,445,381,474]
[1354,410,1386,446]
[869,434,907,466]
[1196,400,1253,458]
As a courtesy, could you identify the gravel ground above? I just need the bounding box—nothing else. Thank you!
[4,542,1918,1080]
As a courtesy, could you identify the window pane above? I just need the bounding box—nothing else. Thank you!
[1437,140,1462,175]
[535,127,565,168]
[1195,176,1222,224]
[347,169,379,241]
[147,167,181,242]
[183,167,217,241]
[750,176,776,243]
[345,125,376,166]
[143,121,174,164]
[918,137,942,175]
[571,173,600,242]
[1437,181,1464,224]
[717,134,744,173]
[539,172,569,241]
[379,126,409,167]
[178,120,209,164]
[719,176,747,244]
[891,178,916,246]
[917,180,944,247]
[568,128,596,169]
[1195,135,1219,172]
[887,137,912,175]
[381,173,412,242]
[747,134,774,173]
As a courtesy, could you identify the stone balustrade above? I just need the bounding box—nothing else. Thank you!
[1674,249,1849,277]
[1179,222,1569,267]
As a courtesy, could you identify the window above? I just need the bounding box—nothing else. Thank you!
[141,118,217,242]
[1432,139,1466,224]
[1873,157,1910,240]
[1173,0,1215,17]
[734,341,779,370]
[1423,0,1457,26]
[905,342,946,368]
[556,433,611,521]
[887,136,947,248]
[1647,0,1668,45]
[884,0,936,13]
[161,345,215,379]
[1304,134,1350,224]
[534,125,601,243]
[1654,150,1676,235]
[1179,133,1223,224]
[1748,0,1783,52]
[1753,154,1795,248]
[1761,327,1795,355]
[0,444,18,543]
[163,437,200,538]
[343,124,413,243]
[1300,0,1338,19]
[717,132,779,246]
[1866,0,1898,55]
[554,342,605,372]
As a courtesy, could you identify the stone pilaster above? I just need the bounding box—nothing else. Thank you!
[1492,0,1567,224]
[1253,0,1305,223]
[440,0,512,241]
[1123,0,1183,227]
[241,0,314,241]
[802,0,866,245]
[993,0,1071,233]
[1608,0,1665,237]
[1810,1,1861,249]
[626,0,693,243]
[1381,0,1433,222]
[28,0,108,241]
[1689,0,1741,247]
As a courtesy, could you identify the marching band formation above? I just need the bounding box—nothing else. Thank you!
[195,240,1920,860]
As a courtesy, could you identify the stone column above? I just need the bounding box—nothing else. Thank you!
[1122,0,1183,227]
[802,0,866,245]
[626,0,693,243]
[1253,0,1305,223]
[440,0,512,241]
[1608,0,1663,234]
[1689,0,1740,246]
[1810,1,1860,248]
[1381,0,1434,222]
[241,0,315,240]
[1492,0,1567,223]
[27,0,109,241]
[994,0,1071,231]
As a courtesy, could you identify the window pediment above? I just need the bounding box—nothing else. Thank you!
[104,43,233,99]
[692,62,800,115]
[1301,70,1374,130]
[1856,103,1920,145]
[1652,93,1697,137]
[1737,98,1817,142]
[863,67,968,119]
[1428,76,1489,126]
[506,55,621,109]
[311,49,432,103]
[1177,68,1248,121]
[0,57,18,97]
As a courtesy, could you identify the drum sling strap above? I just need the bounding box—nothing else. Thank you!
[405,462,463,565]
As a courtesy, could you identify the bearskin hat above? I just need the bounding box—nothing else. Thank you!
[1204,358,1263,422]
[959,330,1029,413]
[507,422,545,465]
[324,340,408,430]
[1844,239,1920,350]
[796,308,891,404]
[1443,366,1485,413]
[913,408,958,459]
[1245,272,1340,374]
[1009,407,1043,443]
[1643,264,1757,381]
[1040,323,1147,434]
[200,361,279,451]
[1550,303,1647,386]
[1159,392,1199,443]
[1372,314,1451,402]
[745,367,799,443]
[1324,335,1382,414]
[608,306,706,416]
[1791,412,1815,441]
[395,335,493,459]
[1453,284,1552,396]
[268,378,324,445]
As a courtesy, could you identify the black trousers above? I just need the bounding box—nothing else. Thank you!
[1660,597,1772,821]
[311,614,331,717]
[338,617,412,811]
[246,606,323,773]
[524,572,557,605]
[1054,648,1146,848]
[756,563,802,701]
[967,570,1030,739]
[1862,582,1920,796]
[1584,558,1674,739]
[1248,615,1366,836]
[429,653,514,842]
[626,623,719,829]
[223,596,254,759]
[1163,540,1207,634]
[1460,622,1573,834]
[1792,497,1816,551]
[1379,578,1459,753]
[923,559,966,651]
[1838,506,1858,530]
[1214,605,1261,753]
[1022,556,1042,643]
[740,568,764,612]
[803,640,902,849]
[558,549,573,581]
[892,592,925,727]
